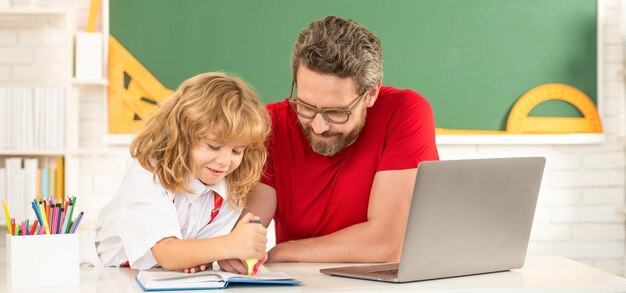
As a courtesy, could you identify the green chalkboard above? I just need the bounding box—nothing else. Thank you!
[110,0,596,131]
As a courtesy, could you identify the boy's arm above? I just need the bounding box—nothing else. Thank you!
[152,213,266,271]
[151,236,236,270]
[267,168,416,262]
[217,183,276,274]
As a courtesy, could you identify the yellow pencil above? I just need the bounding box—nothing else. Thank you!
[3,199,12,235]
[39,201,51,235]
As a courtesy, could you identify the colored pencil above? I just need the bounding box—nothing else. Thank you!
[29,220,38,235]
[3,200,12,234]
[70,212,84,233]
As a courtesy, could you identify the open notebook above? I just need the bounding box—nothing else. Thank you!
[135,269,301,291]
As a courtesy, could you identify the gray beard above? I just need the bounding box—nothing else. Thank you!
[300,110,367,156]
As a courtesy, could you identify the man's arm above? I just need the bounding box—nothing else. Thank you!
[267,168,416,262]
[244,183,277,227]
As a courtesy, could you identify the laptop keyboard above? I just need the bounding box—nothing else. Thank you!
[371,269,398,276]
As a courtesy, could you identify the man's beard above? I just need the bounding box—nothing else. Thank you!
[300,108,367,156]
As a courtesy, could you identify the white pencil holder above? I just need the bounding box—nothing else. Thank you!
[6,233,79,288]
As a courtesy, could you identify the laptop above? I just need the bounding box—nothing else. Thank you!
[320,157,546,283]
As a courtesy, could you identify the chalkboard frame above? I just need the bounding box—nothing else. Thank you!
[107,0,603,144]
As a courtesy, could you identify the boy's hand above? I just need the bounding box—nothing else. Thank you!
[183,263,210,273]
[252,252,268,274]
[228,213,267,261]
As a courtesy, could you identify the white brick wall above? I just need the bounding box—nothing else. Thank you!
[530,224,571,241]
[75,148,131,228]
[436,0,626,276]
[12,64,66,82]
[572,224,625,240]
[0,66,9,81]
[583,187,624,204]
[552,206,623,223]
[552,170,624,187]
[556,241,624,258]
[0,47,32,63]
[1,0,624,277]
[541,188,581,206]
[0,14,68,85]
[19,28,65,46]
[0,30,18,45]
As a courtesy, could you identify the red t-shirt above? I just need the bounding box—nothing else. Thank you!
[261,86,439,244]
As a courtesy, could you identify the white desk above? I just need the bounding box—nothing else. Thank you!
[1,255,626,292]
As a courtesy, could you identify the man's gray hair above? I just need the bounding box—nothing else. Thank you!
[291,15,383,95]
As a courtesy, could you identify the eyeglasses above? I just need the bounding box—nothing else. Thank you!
[287,81,367,124]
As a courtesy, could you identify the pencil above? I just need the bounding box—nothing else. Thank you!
[31,201,43,228]
[61,206,72,234]
[29,220,38,235]
[58,208,65,234]
[65,197,76,233]
[56,204,62,234]
[39,201,51,235]
[46,200,52,227]
[3,199,12,235]
[51,205,58,234]
[70,211,84,234]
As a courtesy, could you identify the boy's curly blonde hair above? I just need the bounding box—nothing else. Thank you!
[130,72,270,208]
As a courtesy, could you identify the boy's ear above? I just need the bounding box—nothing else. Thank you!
[365,80,382,108]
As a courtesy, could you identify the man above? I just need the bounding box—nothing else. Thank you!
[221,15,438,272]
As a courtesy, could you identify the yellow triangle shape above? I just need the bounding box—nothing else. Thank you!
[108,35,174,134]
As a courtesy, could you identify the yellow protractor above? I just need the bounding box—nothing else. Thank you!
[108,35,174,134]
[506,83,602,134]
[435,128,506,135]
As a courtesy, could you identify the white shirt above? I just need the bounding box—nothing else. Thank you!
[94,159,241,270]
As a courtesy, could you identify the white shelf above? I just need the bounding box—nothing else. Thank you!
[0,7,67,14]
[0,149,66,156]
[0,148,133,157]
[101,133,606,146]
[71,78,109,86]
[435,133,606,145]
[102,134,134,145]
[70,148,110,155]
[0,9,79,200]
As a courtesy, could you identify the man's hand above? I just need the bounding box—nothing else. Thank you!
[217,259,247,274]
[218,253,267,274]
[267,242,295,262]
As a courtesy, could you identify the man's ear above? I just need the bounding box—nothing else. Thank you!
[365,80,382,108]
